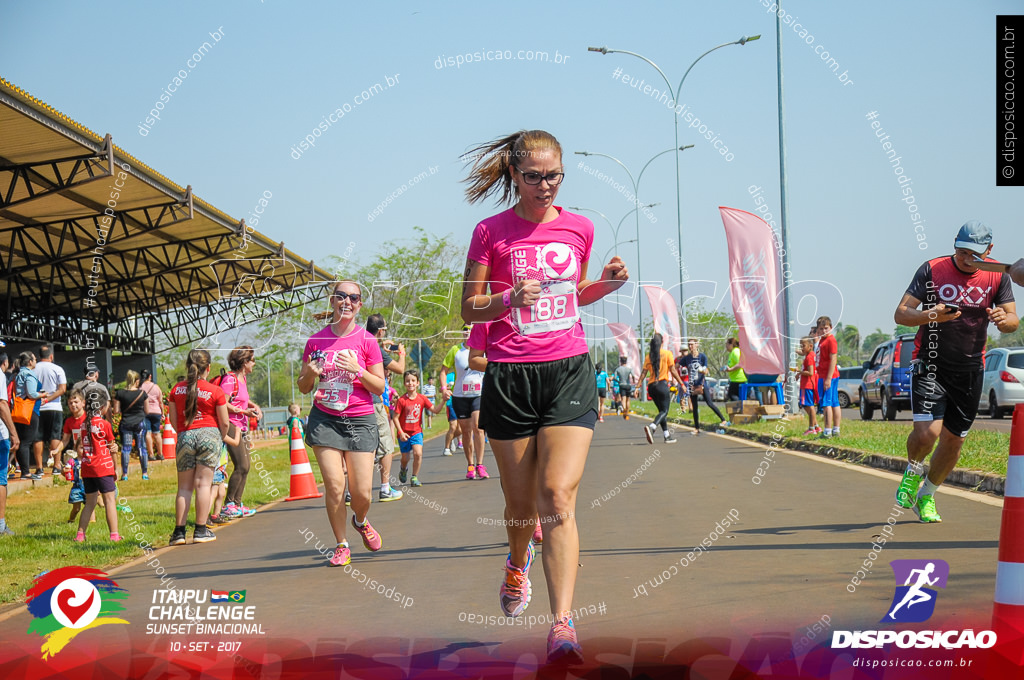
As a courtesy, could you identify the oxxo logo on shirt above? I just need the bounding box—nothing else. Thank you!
[831,560,996,650]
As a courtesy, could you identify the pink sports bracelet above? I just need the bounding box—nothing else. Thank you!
[502,289,512,308]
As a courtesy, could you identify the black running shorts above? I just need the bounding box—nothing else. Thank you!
[39,410,64,442]
[910,367,984,438]
[479,353,599,440]
[451,396,481,420]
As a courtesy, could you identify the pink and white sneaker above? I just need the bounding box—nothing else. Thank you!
[329,543,351,566]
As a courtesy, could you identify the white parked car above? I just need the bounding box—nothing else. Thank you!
[710,378,727,402]
[979,347,1024,419]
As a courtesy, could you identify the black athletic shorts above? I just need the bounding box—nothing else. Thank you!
[597,388,607,399]
[39,410,64,442]
[479,353,599,440]
[451,396,481,420]
[618,385,633,397]
[910,366,984,438]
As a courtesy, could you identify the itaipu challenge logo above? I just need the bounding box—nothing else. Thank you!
[25,566,129,658]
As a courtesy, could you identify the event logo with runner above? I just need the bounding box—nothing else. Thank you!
[882,559,949,623]
[832,558,993,649]
[25,566,129,659]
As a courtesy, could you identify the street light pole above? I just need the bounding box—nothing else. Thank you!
[776,4,795,409]
[588,35,760,340]
[574,148,682,339]
[567,205,655,329]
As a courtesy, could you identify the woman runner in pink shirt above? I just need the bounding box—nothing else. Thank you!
[297,280,387,568]
[460,129,629,665]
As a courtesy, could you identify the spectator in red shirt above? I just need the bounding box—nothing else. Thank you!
[816,316,841,438]
[168,349,232,546]
[74,385,120,543]
[794,337,819,435]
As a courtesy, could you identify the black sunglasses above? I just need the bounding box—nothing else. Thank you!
[332,292,362,303]
[516,167,564,186]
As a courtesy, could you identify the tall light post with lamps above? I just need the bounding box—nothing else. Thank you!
[588,36,760,339]
[566,202,658,325]
[573,147,688,335]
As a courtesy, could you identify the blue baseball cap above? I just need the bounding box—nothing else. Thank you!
[953,220,992,254]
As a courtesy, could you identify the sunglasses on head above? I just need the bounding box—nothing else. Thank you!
[332,292,362,303]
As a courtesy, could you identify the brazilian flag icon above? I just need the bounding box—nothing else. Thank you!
[228,591,246,603]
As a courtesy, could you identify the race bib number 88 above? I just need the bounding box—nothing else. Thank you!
[514,280,579,336]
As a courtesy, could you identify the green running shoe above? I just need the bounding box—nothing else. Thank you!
[399,467,408,484]
[915,494,942,523]
[895,470,921,509]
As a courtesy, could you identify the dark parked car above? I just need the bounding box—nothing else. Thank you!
[859,333,917,421]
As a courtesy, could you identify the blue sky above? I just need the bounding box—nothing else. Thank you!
[4,0,1022,345]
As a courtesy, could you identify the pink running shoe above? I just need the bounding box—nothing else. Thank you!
[74,530,85,543]
[499,542,534,617]
[802,428,817,435]
[466,467,477,480]
[532,521,543,544]
[109,533,122,542]
[329,544,351,566]
[351,516,382,551]
[546,616,584,665]
[475,464,489,479]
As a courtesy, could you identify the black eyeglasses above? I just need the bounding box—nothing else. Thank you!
[516,168,564,186]
[332,292,362,303]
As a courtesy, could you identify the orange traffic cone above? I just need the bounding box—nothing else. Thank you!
[285,422,322,501]
[993,404,1024,664]
[161,423,177,460]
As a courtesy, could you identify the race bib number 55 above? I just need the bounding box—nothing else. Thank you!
[316,379,353,412]
[513,280,579,336]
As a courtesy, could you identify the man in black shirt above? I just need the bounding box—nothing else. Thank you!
[893,221,1018,523]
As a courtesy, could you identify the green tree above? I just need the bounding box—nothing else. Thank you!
[861,328,890,358]
[834,323,861,366]
[683,299,738,380]
[352,227,465,379]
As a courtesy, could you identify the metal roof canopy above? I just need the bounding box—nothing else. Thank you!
[0,78,333,352]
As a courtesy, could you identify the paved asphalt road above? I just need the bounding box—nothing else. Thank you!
[0,415,1006,676]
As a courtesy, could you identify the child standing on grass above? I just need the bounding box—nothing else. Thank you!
[65,452,87,524]
[212,427,241,524]
[393,370,448,487]
[75,386,120,543]
[285,402,304,436]
[57,390,87,467]
[795,337,821,435]
[208,444,230,524]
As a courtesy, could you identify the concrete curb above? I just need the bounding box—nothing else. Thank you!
[675,416,1007,498]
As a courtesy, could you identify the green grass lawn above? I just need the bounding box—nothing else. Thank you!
[620,400,1011,477]
[0,415,453,606]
